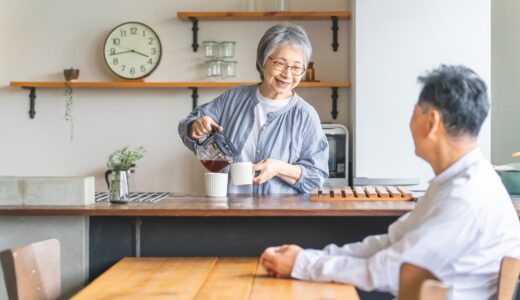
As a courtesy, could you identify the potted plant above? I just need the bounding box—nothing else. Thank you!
[63,67,79,141]
[105,145,146,202]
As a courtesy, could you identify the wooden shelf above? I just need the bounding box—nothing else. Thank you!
[177,11,351,52]
[177,11,351,21]
[10,81,351,89]
[11,81,351,119]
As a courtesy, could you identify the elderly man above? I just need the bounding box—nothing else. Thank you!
[260,65,520,299]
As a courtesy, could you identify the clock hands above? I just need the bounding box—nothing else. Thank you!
[112,45,149,58]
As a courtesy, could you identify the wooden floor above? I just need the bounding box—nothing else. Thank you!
[72,257,360,300]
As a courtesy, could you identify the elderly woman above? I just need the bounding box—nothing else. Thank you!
[178,23,328,194]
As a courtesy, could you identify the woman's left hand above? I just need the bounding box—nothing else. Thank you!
[253,159,283,184]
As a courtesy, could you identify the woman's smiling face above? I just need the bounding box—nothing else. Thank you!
[259,45,305,100]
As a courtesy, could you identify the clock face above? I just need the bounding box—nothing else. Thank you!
[103,22,162,80]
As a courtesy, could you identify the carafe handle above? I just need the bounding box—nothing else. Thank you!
[195,125,217,146]
[104,170,112,189]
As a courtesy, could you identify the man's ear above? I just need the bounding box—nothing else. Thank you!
[426,109,442,139]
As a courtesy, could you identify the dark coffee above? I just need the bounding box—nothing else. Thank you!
[200,160,229,173]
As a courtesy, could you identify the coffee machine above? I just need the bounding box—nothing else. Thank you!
[321,124,349,187]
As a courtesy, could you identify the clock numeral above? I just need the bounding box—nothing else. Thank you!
[112,38,120,45]
[142,30,146,37]
[151,48,157,55]
[113,58,118,65]
[130,67,136,75]
[148,37,154,45]
[130,27,137,35]
[110,48,116,55]
[120,29,127,37]
[140,65,146,72]
[121,65,126,71]
[148,58,153,65]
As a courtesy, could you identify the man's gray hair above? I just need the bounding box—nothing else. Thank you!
[256,23,312,80]
[417,65,489,138]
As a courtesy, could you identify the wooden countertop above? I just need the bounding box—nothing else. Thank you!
[1,194,518,217]
[0,194,414,217]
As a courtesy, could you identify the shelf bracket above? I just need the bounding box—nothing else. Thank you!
[22,86,36,119]
[190,87,199,109]
[331,16,339,52]
[189,17,199,52]
[331,87,338,119]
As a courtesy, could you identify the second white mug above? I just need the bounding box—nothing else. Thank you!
[231,162,253,185]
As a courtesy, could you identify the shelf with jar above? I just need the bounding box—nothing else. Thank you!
[10,81,351,119]
[177,11,351,52]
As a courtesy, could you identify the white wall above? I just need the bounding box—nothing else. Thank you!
[492,0,520,165]
[0,0,350,193]
[353,0,491,187]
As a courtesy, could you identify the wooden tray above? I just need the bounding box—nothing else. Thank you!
[311,186,414,202]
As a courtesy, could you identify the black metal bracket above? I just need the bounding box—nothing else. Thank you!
[22,87,36,119]
[331,16,339,52]
[189,17,199,52]
[331,87,338,119]
[190,87,199,109]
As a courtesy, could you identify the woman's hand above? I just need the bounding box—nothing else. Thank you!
[253,159,283,184]
[188,116,223,139]
[253,159,302,185]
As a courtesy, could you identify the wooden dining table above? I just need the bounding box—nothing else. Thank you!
[72,257,360,300]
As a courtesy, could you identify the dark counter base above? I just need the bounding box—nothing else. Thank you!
[89,216,397,281]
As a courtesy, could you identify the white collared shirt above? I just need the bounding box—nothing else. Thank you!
[292,148,520,299]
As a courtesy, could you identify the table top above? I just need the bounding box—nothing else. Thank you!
[0,194,518,217]
[71,257,360,300]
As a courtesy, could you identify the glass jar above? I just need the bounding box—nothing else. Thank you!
[221,61,237,78]
[206,60,222,77]
[219,41,236,58]
[203,41,220,59]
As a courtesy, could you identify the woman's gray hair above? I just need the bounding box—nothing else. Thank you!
[256,23,312,80]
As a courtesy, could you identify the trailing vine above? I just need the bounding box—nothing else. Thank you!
[64,82,74,141]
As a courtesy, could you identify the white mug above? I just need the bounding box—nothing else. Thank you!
[204,173,228,197]
[230,162,254,186]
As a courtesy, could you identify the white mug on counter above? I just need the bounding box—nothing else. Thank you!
[204,173,228,197]
[231,162,254,185]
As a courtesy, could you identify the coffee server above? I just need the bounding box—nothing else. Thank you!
[321,124,349,187]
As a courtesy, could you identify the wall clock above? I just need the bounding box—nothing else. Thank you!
[103,22,162,80]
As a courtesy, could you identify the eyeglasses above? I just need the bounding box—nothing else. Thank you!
[267,57,306,76]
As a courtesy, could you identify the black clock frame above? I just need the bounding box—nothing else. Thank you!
[103,21,163,80]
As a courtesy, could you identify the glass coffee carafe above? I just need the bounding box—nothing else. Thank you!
[196,127,238,172]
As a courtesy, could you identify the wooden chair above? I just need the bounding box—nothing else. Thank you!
[398,262,448,300]
[497,256,520,300]
[0,239,60,300]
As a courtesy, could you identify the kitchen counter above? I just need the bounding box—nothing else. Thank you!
[0,194,519,216]
[1,194,519,288]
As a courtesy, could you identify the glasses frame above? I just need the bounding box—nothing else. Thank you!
[267,57,306,76]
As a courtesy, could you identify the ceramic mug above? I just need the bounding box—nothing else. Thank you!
[204,173,228,197]
[230,162,254,185]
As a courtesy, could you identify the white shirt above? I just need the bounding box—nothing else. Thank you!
[292,148,520,299]
[228,88,291,194]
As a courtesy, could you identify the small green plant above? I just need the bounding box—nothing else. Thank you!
[64,82,74,141]
[107,145,146,171]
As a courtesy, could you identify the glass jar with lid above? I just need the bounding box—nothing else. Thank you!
[219,41,236,58]
[221,61,237,78]
[206,60,222,77]
[203,41,220,59]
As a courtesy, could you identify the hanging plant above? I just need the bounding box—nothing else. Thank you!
[63,68,79,141]
[64,82,74,141]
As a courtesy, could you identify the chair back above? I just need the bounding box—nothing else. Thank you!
[399,262,448,300]
[497,256,520,300]
[0,239,60,300]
